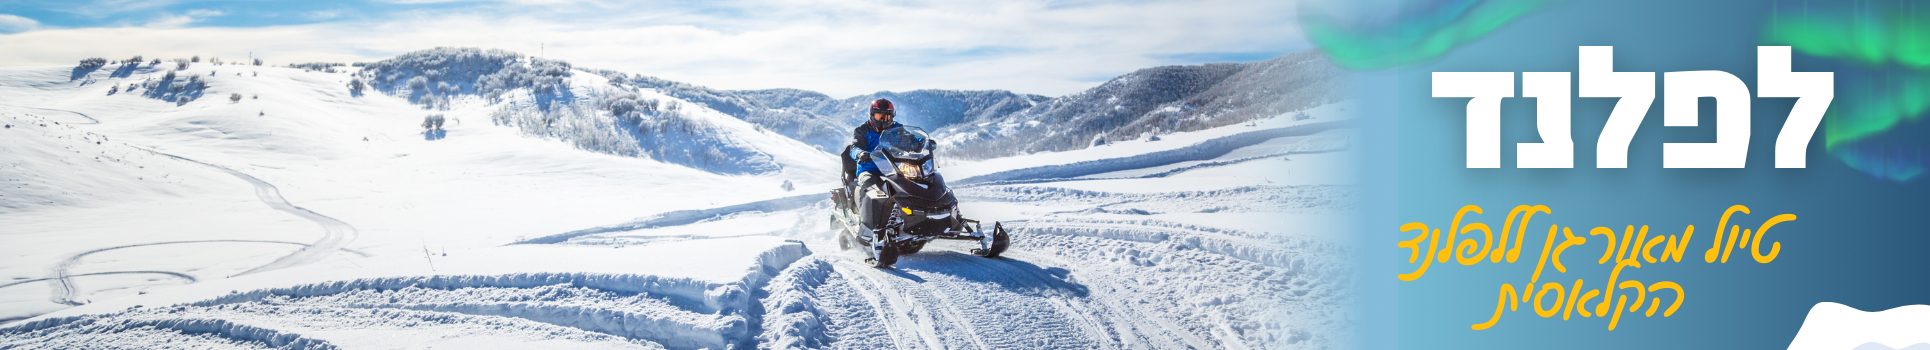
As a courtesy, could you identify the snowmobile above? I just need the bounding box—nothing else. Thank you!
[830,126,1009,268]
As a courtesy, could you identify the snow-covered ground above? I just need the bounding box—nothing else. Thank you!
[0,64,1355,349]
[1787,302,1930,350]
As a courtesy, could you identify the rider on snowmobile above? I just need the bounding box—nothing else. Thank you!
[845,98,902,236]
[832,98,1008,265]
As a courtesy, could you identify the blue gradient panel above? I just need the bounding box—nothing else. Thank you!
[1352,0,1930,348]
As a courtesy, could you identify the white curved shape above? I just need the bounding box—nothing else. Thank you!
[1788,302,1930,350]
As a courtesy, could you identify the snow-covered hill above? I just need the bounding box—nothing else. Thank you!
[578,49,1345,160]
[729,89,1052,150]
[357,47,836,176]
[933,50,1349,160]
[0,52,1358,349]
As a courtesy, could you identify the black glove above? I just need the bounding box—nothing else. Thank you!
[856,150,871,160]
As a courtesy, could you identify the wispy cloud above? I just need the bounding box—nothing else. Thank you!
[183,9,225,17]
[0,0,1310,97]
[303,10,344,21]
[60,0,190,18]
[0,14,40,33]
[141,9,224,28]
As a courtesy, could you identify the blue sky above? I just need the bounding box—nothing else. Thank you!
[0,0,1309,97]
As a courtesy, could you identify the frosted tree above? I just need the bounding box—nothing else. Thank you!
[422,114,446,130]
[76,58,107,70]
[407,76,429,92]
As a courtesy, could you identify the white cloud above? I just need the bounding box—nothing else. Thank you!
[142,14,197,28]
[304,10,345,21]
[142,9,224,28]
[183,9,226,17]
[0,0,1309,97]
[0,14,40,33]
[62,0,187,18]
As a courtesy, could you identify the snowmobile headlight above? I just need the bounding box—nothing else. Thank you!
[896,161,924,180]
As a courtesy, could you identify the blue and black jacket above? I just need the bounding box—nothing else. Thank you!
[844,121,900,179]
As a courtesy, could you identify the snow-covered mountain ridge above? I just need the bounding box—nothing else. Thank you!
[332,47,1343,163]
[574,49,1346,159]
[355,47,833,176]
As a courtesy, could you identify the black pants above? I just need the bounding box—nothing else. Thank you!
[854,172,890,234]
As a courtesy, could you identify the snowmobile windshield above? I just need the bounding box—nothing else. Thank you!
[872,126,938,182]
[877,126,932,161]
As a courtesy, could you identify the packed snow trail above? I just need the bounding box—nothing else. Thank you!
[138,149,361,276]
[2,239,811,349]
[1,104,362,311]
[754,214,1352,350]
[830,252,1109,349]
[538,122,1357,349]
[0,94,1354,349]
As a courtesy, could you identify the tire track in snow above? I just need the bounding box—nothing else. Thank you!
[932,251,1117,349]
[832,259,947,350]
[760,189,1331,349]
[1,271,196,290]
[916,251,1111,349]
[880,257,995,350]
[42,240,368,306]
[1006,250,1213,349]
[4,105,361,308]
[829,250,1118,349]
[139,149,360,276]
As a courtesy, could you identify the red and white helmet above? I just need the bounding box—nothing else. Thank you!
[868,98,896,128]
[869,98,895,116]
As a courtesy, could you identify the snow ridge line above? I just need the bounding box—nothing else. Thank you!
[513,194,823,245]
[279,288,736,350]
[962,149,1331,187]
[186,273,730,316]
[133,147,360,276]
[756,258,839,349]
[958,184,1357,214]
[0,315,339,350]
[1013,218,1343,271]
[146,241,807,349]
[732,240,814,349]
[950,120,1351,186]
